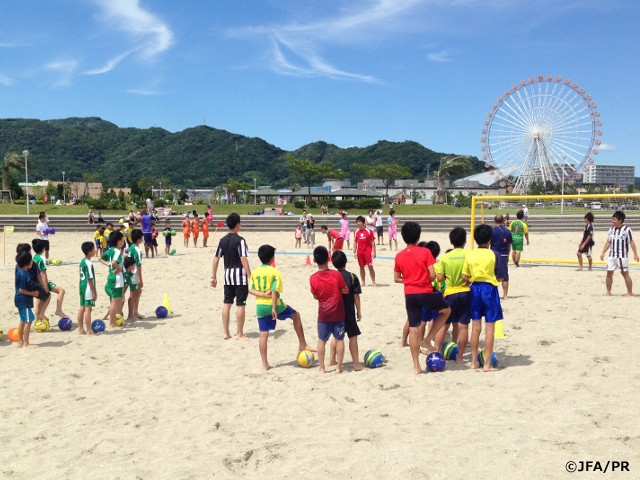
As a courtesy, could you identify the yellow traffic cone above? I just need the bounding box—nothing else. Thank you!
[494,320,505,339]
[162,293,173,315]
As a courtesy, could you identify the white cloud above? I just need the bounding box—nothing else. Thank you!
[45,60,78,87]
[86,0,174,74]
[0,73,13,86]
[126,88,167,96]
[597,143,617,151]
[229,0,425,82]
[427,50,454,62]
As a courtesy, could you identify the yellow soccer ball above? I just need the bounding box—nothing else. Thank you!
[297,349,314,368]
[115,313,125,326]
[34,318,50,332]
[0,327,3,340]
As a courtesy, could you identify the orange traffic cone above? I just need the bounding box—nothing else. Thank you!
[305,255,311,266]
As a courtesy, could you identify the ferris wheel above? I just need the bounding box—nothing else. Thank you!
[480,74,602,194]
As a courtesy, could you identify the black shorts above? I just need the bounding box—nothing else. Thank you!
[495,255,509,282]
[223,285,248,306]
[344,313,361,338]
[578,245,593,255]
[376,226,383,236]
[405,293,449,327]
[42,240,50,251]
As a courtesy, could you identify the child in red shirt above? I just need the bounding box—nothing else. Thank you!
[353,215,377,287]
[394,222,451,374]
[310,246,348,374]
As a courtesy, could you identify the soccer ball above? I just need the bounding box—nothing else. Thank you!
[169,248,176,255]
[115,313,125,326]
[364,349,384,368]
[477,350,499,368]
[155,306,168,318]
[440,341,459,361]
[297,350,314,368]
[7,327,19,342]
[58,317,73,331]
[426,352,446,372]
[0,327,3,340]
[91,319,106,333]
[34,318,50,332]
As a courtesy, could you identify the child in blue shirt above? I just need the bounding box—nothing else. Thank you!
[15,251,39,348]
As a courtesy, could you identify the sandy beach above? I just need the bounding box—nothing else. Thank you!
[1,225,638,479]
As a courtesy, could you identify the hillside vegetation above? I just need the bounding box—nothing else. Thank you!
[0,117,483,188]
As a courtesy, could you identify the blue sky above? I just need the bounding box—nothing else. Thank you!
[1,0,638,171]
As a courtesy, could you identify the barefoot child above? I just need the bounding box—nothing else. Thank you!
[182,214,191,248]
[78,241,98,335]
[162,221,174,255]
[310,246,348,374]
[394,222,451,374]
[15,251,39,348]
[99,231,126,330]
[295,223,303,248]
[353,215,377,287]
[436,227,471,364]
[388,209,398,251]
[32,238,67,319]
[577,212,595,271]
[202,216,210,248]
[191,213,200,248]
[127,229,145,320]
[330,250,364,371]
[249,244,314,370]
[462,224,503,372]
[320,225,344,252]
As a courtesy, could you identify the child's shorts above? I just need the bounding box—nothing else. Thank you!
[105,283,124,299]
[405,293,449,327]
[95,239,101,249]
[80,298,95,307]
[19,308,35,323]
[356,251,373,267]
[445,291,471,325]
[470,282,503,323]
[166,238,172,246]
[129,283,140,292]
[258,305,296,332]
[318,320,345,341]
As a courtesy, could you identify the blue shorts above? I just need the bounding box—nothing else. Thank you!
[143,232,153,245]
[19,308,35,323]
[318,321,345,341]
[496,255,509,282]
[405,293,449,327]
[258,305,296,332]
[445,291,471,325]
[469,282,503,323]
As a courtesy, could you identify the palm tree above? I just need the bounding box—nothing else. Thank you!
[435,155,473,204]
[3,151,24,192]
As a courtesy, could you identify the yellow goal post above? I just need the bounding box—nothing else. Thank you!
[469,193,640,266]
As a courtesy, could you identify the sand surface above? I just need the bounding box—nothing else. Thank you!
[1,225,638,479]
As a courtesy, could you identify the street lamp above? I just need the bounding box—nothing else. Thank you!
[62,171,66,203]
[253,178,257,205]
[22,150,29,215]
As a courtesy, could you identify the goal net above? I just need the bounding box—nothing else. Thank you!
[469,193,640,266]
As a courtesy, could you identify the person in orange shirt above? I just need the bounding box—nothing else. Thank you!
[182,214,191,248]
[201,215,210,247]
[191,212,201,248]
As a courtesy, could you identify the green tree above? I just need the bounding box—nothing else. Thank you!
[435,156,473,204]
[353,163,411,203]
[286,154,345,203]
[81,172,98,204]
[3,151,24,192]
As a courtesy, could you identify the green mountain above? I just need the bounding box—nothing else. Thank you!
[0,117,482,188]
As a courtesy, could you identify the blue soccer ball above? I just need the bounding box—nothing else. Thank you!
[58,317,73,331]
[363,349,384,368]
[155,306,168,318]
[426,352,446,372]
[91,319,105,333]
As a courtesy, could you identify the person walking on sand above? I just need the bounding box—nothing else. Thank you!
[599,210,639,296]
[211,213,251,339]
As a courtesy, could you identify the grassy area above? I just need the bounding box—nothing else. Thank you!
[2,202,630,218]
[0,202,473,216]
